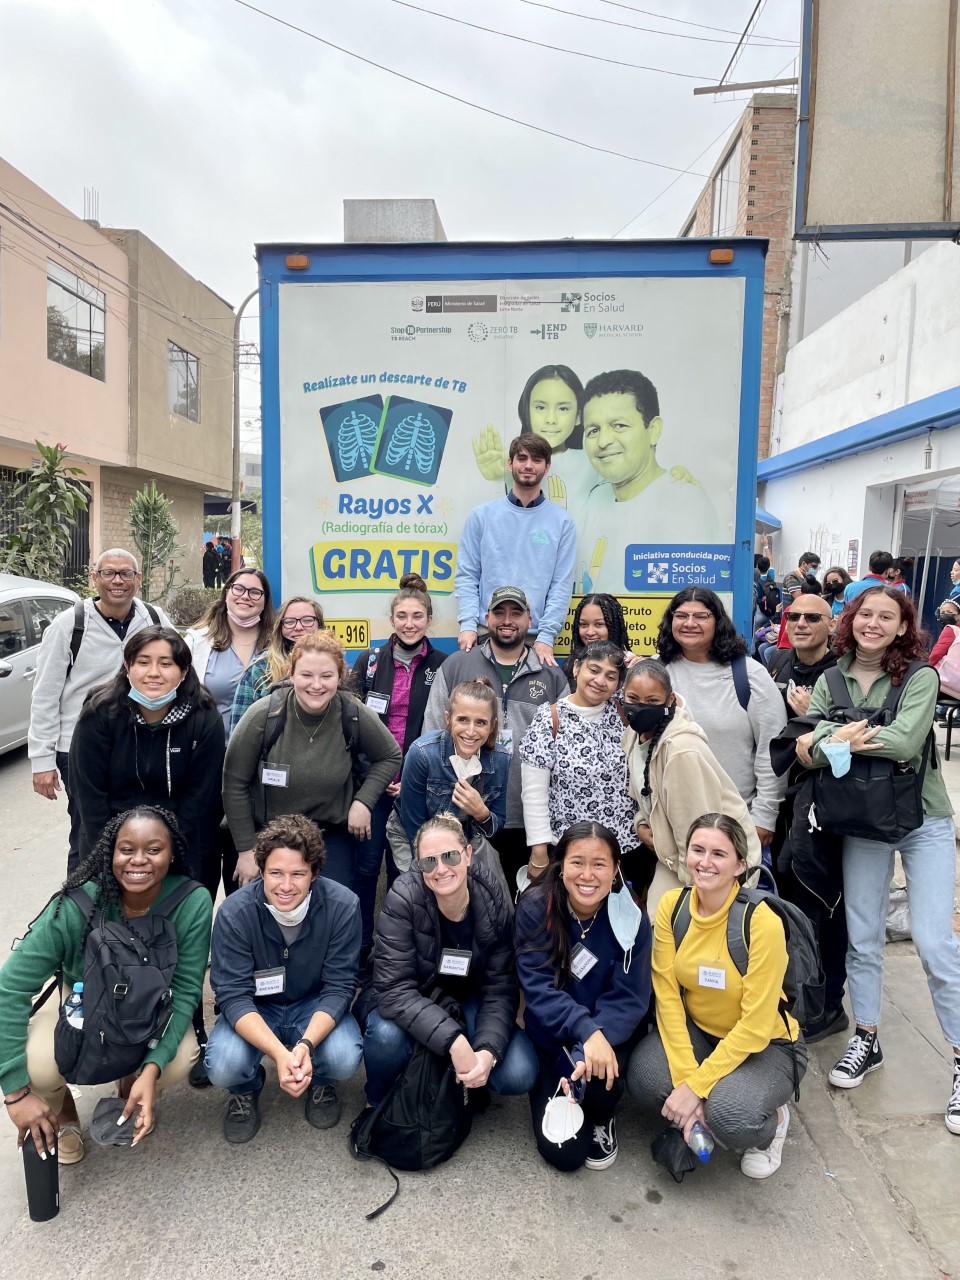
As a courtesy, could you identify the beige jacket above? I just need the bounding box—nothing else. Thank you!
[623,696,762,882]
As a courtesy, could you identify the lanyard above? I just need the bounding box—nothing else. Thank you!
[500,647,530,714]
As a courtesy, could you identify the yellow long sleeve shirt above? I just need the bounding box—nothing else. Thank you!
[653,884,798,1099]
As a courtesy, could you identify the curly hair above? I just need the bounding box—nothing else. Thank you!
[564,594,631,681]
[55,806,191,933]
[515,822,622,988]
[656,587,748,665]
[195,568,276,653]
[254,813,326,874]
[831,585,927,685]
[289,628,347,683]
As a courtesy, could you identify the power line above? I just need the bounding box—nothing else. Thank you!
[388,0,713,76]
[598,0,795,41]
[518,0,797,47]
[230,0,713,175]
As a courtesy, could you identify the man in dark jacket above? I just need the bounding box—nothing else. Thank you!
[205,815,362,1143]
[202,539,220,588]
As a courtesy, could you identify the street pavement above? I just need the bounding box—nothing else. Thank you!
[0,743,958,1280]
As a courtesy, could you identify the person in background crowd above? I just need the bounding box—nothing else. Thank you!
[520,641,640,891]
[455,434,576,669]
[795,587,960,1133]
[822,566,852,617]
[223,629,401,891]
[657,588,787,850]
[205,815,362,1143]
[930,598,960,666]
[361,814,537,1107]
[0,807,211,1164]
[621,659,761,920]
[885,557,913,595]
[350,574,446,964]
[28,548,170,873]
[229,596,326,735]
[782,552,821,600]
[424,587,568,891]
[202,539,220,589]
[562,593,637,689]
[843,550,895,606]
[948,559,960,602]
[754,556,781,632]
[628,813,806,1180]
[515,822,651,1173]
[218,538,234,579]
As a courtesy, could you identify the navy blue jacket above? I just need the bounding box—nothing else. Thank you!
[211,876,360,1028]
[514,889,651,1062]
[396,729,510,845]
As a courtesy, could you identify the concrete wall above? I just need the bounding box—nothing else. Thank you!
[101,467,206,596]
[343,198,447,242]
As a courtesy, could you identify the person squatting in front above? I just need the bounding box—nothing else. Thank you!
[515,822,651,1172]
[627,814,807,1180]
[204,814,363,1143]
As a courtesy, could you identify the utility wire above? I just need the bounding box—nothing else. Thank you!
[518,0,797,47]
[230,0,713,175]
[388,0,714,75]
[598,0,796,41]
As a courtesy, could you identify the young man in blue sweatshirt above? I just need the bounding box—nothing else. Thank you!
[205,815,362,1143]
[455,434,576,669]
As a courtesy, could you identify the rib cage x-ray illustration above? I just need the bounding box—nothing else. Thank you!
[338,408,379,475]
[384,411,436,475]
[319,394,452,485]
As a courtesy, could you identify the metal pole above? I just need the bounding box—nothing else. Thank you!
[917,479,947,622]
[232,288,258,575]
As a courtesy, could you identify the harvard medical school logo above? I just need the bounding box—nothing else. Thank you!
[583,323,598,339]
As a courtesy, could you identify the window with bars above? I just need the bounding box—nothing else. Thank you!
[46,261,105,380]
[168,341,200,422]
[0,466,91,585]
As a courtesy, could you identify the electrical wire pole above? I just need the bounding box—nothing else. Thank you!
[231,288,258,575]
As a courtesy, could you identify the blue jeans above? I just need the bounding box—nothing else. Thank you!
[321,826,361,893]
[362,998,539,1105]
[843,815,960,1044]
[354,793,400,949]
[205,999,363,1093]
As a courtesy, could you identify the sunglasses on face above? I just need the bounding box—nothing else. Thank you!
[784,611,829,624]
[416,849,464,874]
[229,582,264,602]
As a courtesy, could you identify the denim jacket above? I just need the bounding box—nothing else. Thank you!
[396,728,510,845]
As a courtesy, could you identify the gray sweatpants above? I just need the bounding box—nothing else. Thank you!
[627,1019,807,1152]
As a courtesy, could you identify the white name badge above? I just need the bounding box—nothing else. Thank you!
[254,967,286,996]
[496,728,514,756]
[438,948,472,977]
[261,763,289,788]
[698,965,727,990]
[366,691,390,716]
[570,943,599,980]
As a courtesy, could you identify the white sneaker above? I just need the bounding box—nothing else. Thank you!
[946,1058,960,1136]
[740,1105,789,1180]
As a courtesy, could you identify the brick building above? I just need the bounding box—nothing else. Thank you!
[679,93,797,460]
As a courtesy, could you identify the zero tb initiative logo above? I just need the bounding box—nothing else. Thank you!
[468,322,488,343]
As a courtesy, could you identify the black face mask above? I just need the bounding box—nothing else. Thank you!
[823,582,842,598]
[623,701,675,735]
[936,609,958,626]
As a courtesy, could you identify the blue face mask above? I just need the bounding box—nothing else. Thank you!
[128,685,179,711]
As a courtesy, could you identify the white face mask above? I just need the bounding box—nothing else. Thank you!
[541,1085,585,1146]
[264,895,312,927]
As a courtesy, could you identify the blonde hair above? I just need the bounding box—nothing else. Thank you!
[289,629,346,682]
[266,596,326,686]
[414,812,468,857]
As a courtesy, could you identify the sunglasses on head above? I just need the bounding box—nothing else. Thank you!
[416,848,464,874]
[784,610,828,624]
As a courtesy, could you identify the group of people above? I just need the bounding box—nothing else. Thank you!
[3,436,960,1185]
[201,536,237,590]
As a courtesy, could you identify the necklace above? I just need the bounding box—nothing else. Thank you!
[576,911,599,941]
[293,699,331,744]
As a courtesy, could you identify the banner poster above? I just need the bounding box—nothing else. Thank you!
[275,275,745,656]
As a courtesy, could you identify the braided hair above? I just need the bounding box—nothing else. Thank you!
[54,806,192,938]
[623,659,675,798]
[564,594,631,683]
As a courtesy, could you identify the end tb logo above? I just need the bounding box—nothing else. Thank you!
[529,323,567,340]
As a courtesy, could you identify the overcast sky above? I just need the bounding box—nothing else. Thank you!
[0,0,800,424]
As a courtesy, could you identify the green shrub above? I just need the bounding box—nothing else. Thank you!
[163,585,217,628]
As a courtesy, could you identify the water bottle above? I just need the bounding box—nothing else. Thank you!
[64,982,84,1030]
[686,1120,715,1163]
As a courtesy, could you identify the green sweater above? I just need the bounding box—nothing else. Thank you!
[223,690,402,851]
[0,875,212,1095]
[807,656,953,819]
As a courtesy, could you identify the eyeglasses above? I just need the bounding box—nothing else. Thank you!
[673,611,713,624]
[416,849,464,874]
[784,611,829,624]
[96,569,137,582]
[281,615,319,632]
[229,582,264,602]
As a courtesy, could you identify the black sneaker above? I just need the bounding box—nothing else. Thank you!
[803,1005,850,1045]
[305,1083,341,1130]
[828,1029,884,1088]
[223,1066,265,1144]
[584,1117,618,1170]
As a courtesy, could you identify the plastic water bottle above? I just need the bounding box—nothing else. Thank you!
[64,982,84,1029]
[687,1120,714,1163]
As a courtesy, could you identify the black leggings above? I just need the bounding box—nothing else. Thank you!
[528,1045,628,1172]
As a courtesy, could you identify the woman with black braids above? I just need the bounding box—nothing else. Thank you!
[622,660,761,919]
[0,808,211,1164]
[562,594,636,690]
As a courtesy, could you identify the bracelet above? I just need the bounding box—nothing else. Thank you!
[3,1089,30,1107]
[297,1037,315,1055]
[528,858,549,870]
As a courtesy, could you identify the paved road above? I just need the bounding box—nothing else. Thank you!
[0,746,954,1279]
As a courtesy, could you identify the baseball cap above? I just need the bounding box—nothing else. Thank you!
[488,586,530,611]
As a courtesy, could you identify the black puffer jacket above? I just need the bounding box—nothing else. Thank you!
[371,860,519,1060]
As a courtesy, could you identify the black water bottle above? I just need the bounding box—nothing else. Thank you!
[22,1131,59,1222]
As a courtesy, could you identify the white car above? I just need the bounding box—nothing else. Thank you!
[0,574,79,756]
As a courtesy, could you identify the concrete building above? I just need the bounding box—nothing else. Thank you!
[0,157,233,588]
[679,93,797,460]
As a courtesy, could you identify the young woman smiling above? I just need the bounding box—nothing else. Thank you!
[562,593,637,689]
[223,630,401,891]
[229,595,326,736]
[515,822,651,1172]
[628,814,806,1180]
[185,569,276,734]
[795,587,960,1132]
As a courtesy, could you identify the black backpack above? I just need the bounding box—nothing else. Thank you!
[757,578,781,619]
[810,661,935,843]
[50,880,202,1085]
[671,884,825,1032]
[260,681,369,789]
[349,989,473,1218]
